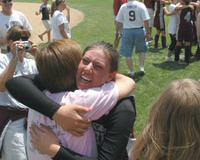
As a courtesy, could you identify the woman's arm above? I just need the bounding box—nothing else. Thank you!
[5,75,90,136]
[59,24,69,39]
[30,96,136,160]
[0,55,17,92]
[197,13,200,41]
[163,6,179,16]
[0,41,26,91]
[175,4,194,11]
[160,0,170,5]
[115,73,135,100]
[65,6,70,22]
[5,74,57,117]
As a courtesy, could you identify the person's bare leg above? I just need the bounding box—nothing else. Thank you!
[139,52,145,73]
[47,30,51,42]
[39,30,48,41]
[126,56,134,75]
[114,34,121,49]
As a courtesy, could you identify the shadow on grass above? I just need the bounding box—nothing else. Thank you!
[153,56,199,71]
[152,61,187,71]
[124,72,145,83]
[148,47,167,53]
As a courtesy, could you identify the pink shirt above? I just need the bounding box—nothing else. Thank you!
[27,82,118,160]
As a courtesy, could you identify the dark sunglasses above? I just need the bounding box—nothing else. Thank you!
[11,36,29,41]
[2,0,12,3]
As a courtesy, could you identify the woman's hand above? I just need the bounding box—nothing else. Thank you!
[10,41,25,62]
[52,104,91,136]
[30,124,60,158]
[27,40,38,57]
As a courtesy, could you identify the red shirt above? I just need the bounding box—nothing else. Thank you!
[144,0,153,8]
[113,0,127,16]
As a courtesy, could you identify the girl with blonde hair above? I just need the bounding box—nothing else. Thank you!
[133,78,200,160]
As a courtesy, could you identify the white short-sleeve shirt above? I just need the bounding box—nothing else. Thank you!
[168,4,179,34]
[51,10,71,40]
[0,10,32,50]
[116,0,150,29]
[0,53,37,108]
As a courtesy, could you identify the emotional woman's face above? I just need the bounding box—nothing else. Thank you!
[76,49,115,90]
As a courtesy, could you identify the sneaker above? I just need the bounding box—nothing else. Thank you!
[185,62,190,65]
[149,37,154,41]
[154,45,158,49]
[139,68,145,75]
[180,57,184,62]
[165,56,174,62]
[128,71,135,77]
[38,35,43,41]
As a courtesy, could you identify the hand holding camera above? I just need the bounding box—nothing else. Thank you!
[16,41,32,51]
[11,40,38,62]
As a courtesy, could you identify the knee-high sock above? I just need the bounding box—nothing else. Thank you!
[161,36,166,48]
[174,46,182,61]
[185,46,191,63]
[195,44,200,55]
[154,34,159,48]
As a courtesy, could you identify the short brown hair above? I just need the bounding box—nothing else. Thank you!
[36,39,82,93]
[6,25,31,41]
[6,25,31,52]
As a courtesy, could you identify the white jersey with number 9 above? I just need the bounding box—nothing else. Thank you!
[116,0,150,29]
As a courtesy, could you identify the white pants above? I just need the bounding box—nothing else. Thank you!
[2,118,28,160]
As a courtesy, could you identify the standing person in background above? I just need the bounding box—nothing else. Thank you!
[163,0,179,62]
[174,0,193,64]
[116,0,150,76]
[191,0,198,45]
[51,0,71,40]
[164,2,194,64]
[113,0,127,49]
[154,0,169,48]
[0,0,32,54]
[195,10,200,59]
[140,0,155,41]
[132,78,200,160]
[0,25,38,160]
[36,0,51,43]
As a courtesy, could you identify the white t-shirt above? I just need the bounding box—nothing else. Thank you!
[116,0,150,29]
[0,10,32,50]
[168,4,179,34]
[0,53,37,108]
[51,10,71,40]
[27,82,119,160]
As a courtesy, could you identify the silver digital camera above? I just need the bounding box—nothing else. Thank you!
[19,41,31,51]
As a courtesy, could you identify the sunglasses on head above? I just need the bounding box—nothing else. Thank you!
[11,36,29,41]
[2,0,12,3]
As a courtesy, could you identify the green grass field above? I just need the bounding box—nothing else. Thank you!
[13,0,200,135]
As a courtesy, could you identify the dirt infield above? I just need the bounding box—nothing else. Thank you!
[13,2,84,44]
